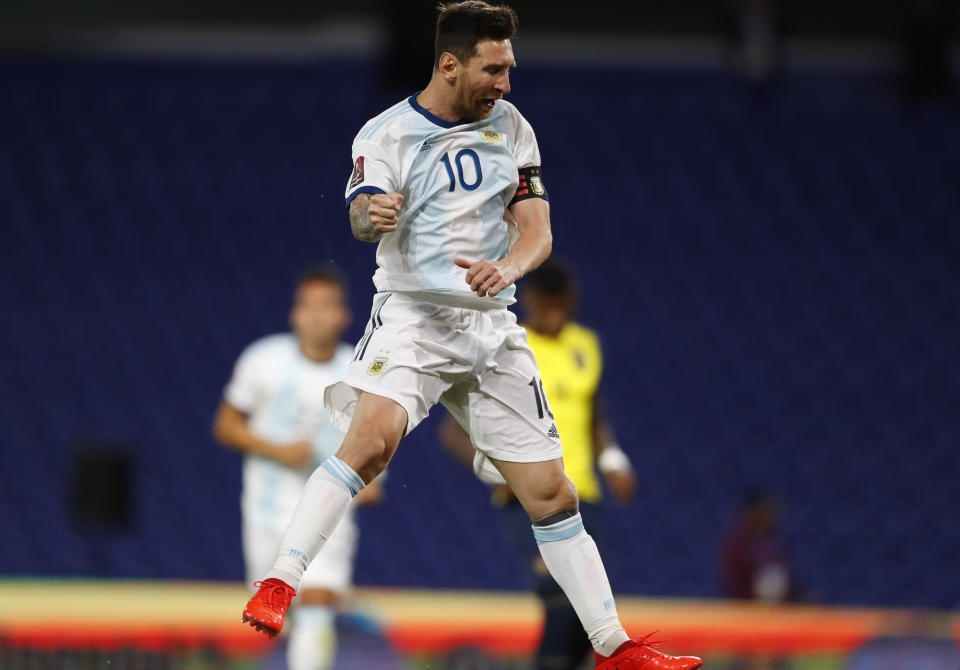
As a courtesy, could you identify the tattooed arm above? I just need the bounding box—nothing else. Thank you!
[349,192,404,242]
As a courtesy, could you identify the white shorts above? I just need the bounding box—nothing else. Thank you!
[243,506,358,593]
[325,292,563,483]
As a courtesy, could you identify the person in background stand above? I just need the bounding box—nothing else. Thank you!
[721,489,801,670]
[721,489,800,603]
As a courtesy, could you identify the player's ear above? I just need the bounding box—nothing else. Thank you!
[438,52,459,82]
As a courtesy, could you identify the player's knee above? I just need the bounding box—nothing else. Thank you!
[547,473,579,510]
[530,473,578,518]
[340,426,396,480]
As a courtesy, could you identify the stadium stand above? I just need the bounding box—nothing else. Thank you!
[0,58,957,610]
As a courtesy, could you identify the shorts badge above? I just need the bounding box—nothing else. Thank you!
[478,126,503,145]
[366,356,389,376]
[530,176,545,196]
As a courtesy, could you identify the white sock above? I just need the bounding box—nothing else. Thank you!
[286,606,336,670]
[266,457,364,592]
[534,513,630,657]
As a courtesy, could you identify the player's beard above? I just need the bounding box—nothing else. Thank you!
[454,99,480,123]
[453,80,496,122]
[457,97,495,123]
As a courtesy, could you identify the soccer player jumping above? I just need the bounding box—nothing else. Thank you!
[243,3,702,668]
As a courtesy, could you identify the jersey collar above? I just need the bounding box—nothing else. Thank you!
[408,92,461,128]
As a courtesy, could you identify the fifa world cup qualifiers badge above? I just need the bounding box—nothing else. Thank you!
[349,156,365,188]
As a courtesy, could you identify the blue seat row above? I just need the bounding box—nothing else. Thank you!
[0,58,957,608]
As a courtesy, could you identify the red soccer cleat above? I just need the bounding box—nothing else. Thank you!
[595,632,703,669]
[241,578,297,638]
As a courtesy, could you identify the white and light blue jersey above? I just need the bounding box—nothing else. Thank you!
[224,334,353,533]
[344,94,544,307]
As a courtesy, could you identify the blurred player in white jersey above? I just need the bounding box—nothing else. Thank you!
[214,265,383,670]
[241,4,699,669]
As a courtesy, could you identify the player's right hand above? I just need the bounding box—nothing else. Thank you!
[368,192,403,233]
[272,440,313,469]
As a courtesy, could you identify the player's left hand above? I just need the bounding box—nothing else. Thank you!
[454,257,521,297]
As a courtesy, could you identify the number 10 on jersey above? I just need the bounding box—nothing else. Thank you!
[440,149,483,192]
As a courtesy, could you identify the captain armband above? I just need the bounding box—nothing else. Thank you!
[598,444,632,474]
[510,165,549,205]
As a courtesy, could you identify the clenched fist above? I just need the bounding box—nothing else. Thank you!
[369,192,404,233]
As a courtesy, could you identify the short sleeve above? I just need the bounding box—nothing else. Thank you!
[344,139,400,208]
[223,345,263,413]
[512,114,542,169]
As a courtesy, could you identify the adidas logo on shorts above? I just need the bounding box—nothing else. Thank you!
[546,424,559,439]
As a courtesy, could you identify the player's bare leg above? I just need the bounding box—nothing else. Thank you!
[493,458,702,670]
[333,391,406,482]
[243,393,406,637]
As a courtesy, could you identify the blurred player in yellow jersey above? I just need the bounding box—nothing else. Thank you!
[441,257,637,670]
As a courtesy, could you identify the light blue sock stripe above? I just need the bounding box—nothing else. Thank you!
[535,516,582,537]
[532,513,585,545]
[323,457,364,497]
[320,459,350,491]
[544,516,583,531]
[534,523,583,541]
[533,522,584,544]
[326,457,365,496]
[321,457,365,497]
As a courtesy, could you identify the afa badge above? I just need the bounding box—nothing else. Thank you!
[478,126,503,145]
[530,176,545,196]
[366,356,389,376]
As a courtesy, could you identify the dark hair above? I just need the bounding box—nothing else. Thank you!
[524,258,577,297]
[434,1,518,67]
[296,263,349,300]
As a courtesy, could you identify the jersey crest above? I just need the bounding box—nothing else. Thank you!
[366,355,389,376]
[478,125,504,146]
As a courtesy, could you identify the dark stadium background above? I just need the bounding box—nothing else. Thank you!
[1,2,958,659]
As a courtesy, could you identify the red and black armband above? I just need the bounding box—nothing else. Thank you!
[510,166,549,205]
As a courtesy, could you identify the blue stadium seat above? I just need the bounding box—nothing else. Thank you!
[0,58,957,607]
